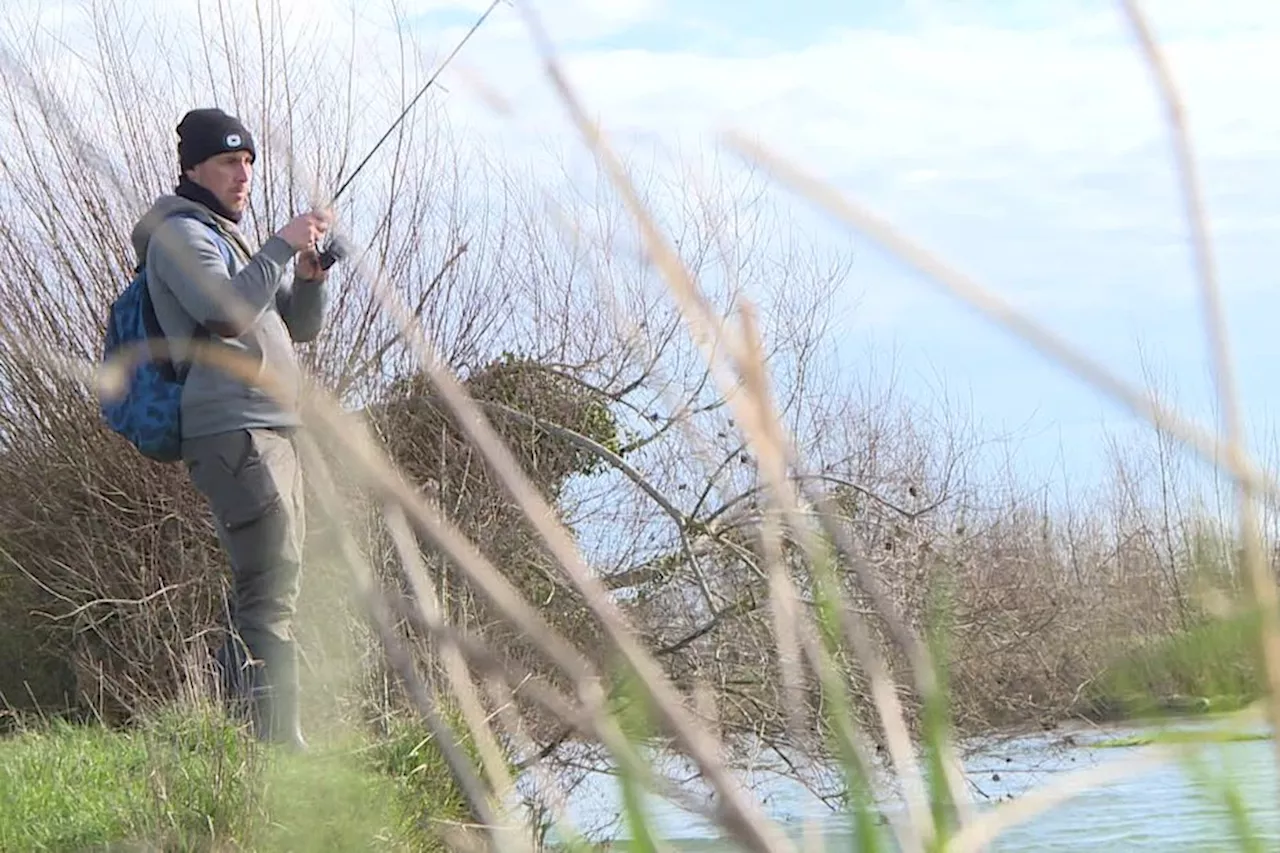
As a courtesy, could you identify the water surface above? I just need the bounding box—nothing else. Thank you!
[553,718,1280,850]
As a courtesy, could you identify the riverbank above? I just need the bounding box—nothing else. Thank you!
[2,683,1269,851]
[0,593,1266,851]
[1069,605,1264,725]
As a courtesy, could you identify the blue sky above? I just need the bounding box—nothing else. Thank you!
[15,0,1280,492]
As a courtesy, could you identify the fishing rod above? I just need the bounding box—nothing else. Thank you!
[317,0,503,269]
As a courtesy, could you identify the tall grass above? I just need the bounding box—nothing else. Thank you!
[0,703,484,851]
[1,0,1278,850]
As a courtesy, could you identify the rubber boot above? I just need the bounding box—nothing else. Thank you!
[252,636,308,753]
[213,632,255,726]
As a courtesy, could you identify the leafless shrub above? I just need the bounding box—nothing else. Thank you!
[4,1,1279,849]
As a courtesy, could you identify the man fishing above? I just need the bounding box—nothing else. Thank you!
[128,107,332,750]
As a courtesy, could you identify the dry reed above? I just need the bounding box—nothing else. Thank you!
[2,0,1276,850]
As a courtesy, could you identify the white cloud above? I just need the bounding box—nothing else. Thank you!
[17,0,1278,177]
[9,0,1280,369]
[366,0,1280,329]
[5,0,1279,491]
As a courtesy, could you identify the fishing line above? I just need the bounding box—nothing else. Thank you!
[318,0,503,269]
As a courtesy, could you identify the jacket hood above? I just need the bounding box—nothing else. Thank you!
[130,195,250,266]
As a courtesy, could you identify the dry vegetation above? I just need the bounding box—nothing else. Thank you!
[0,0,1277,850]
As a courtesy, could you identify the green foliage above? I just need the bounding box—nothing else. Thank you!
[0,706,493,852]
[258,749,421,852]
[608,666,657,747]
[920,564,960,849]
[1087,607,1266,720]
[370,351,622,671]
[362,714,491,850]
[1094,730,1270,749]
[606,660,662,853]
[803,539,886,853]
[0,708,259,851]
[377,352,620,496]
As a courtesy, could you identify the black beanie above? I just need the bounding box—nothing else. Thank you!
[176,108,257,171]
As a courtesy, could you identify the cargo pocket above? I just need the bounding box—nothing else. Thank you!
[187,429,288,533]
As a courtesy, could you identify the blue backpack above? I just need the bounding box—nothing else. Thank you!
[100,213,234,462]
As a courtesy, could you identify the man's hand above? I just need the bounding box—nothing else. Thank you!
[276,207,334,282]
[276,207,333,253]
[294,245,328,282]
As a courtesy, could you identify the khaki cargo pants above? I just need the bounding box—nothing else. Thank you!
[183,427,305,742]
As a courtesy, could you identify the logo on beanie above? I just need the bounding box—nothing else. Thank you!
[225,133,242,148]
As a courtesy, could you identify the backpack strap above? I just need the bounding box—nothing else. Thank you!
[148,210,238,370]
[166,210,240,345]
[170,210,236,275]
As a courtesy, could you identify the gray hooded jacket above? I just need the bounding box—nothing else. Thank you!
[129,195,328,440]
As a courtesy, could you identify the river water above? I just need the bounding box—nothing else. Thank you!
[549,717,1280,851]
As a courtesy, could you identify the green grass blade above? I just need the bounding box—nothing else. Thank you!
[921,564,960,849]
[807,539,887,853]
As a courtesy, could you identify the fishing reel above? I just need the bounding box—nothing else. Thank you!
[317,234,351,271]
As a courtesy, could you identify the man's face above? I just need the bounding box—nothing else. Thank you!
[187,150,253,214]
